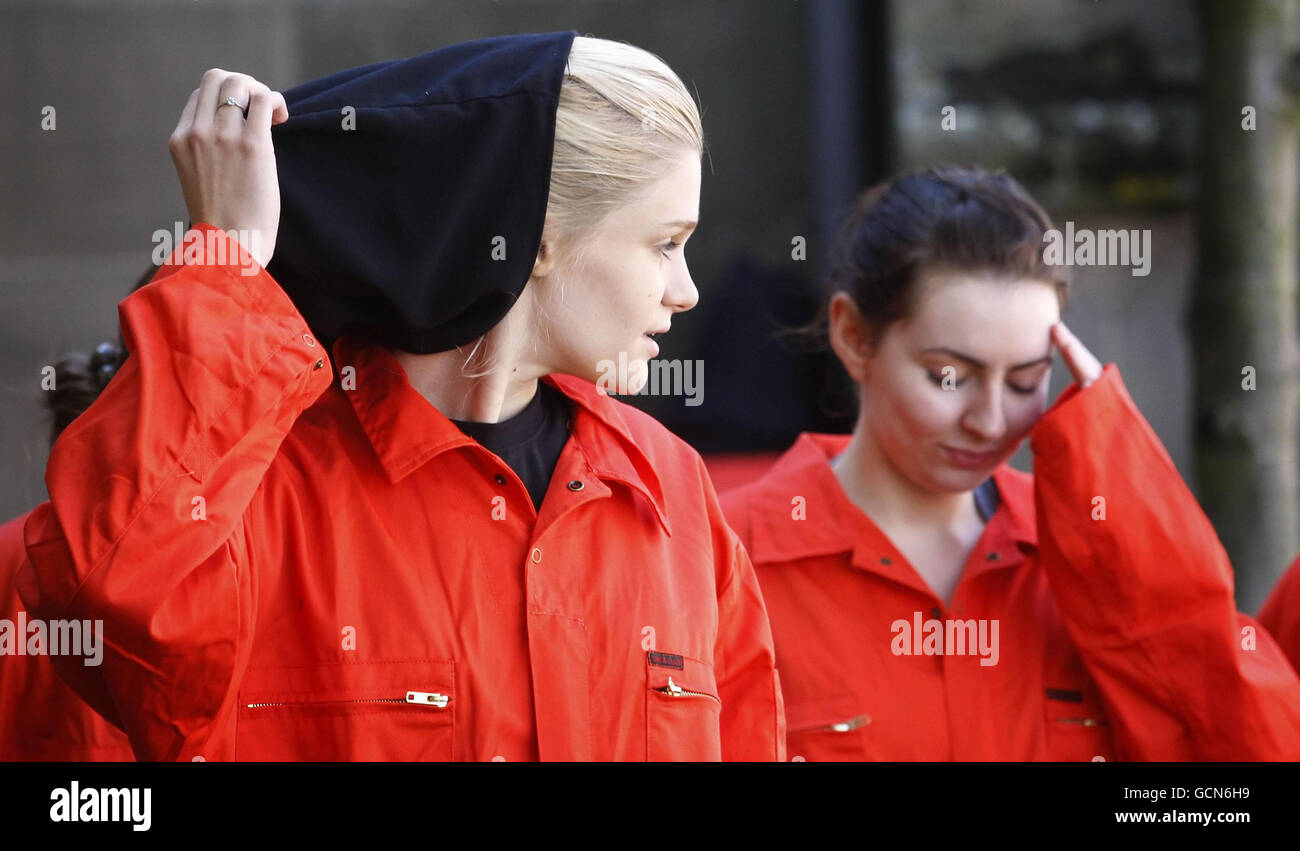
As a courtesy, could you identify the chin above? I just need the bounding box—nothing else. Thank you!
[953,468,994,490]
[921,462,996,494]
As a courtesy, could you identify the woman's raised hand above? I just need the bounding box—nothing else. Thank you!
[168,70,289,269]
[1051,321,1103,389]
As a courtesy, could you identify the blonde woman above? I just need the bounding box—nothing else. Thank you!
[19,32,786,761]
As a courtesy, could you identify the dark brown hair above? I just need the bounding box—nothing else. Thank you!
[813,165,1069,348]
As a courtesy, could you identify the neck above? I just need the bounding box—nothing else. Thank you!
[391,298,546,422]
[832,417,978,531]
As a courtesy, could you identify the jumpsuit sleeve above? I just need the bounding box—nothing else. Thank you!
[1029,363,1300,760]
[1258,555,1300,675]
[705,460,787,761]
[15,224,333,761]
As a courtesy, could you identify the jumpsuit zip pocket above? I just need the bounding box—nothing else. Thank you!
[1054,716,1107,727]
[645,655,723,760]
[246,690,450,710]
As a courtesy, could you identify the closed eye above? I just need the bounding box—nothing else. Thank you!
[1008,365,1050,395]
[927,370,967,388]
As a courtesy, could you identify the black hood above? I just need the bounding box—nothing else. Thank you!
[266,31,578,353]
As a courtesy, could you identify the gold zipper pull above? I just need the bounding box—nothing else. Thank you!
[406,691,450,708]
[826,715,869,732]
[664,677,685,696]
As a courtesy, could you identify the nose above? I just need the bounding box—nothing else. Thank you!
[666,260,699,313]
[961,380,1007,444]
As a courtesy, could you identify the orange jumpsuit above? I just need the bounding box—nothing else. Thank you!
[0,512,134,760]
[17,223,786,761]
[1259,555,1300,676]
[722,365,1300,760]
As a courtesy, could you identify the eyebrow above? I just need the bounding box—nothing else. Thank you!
[661,220,698,231]
[921,346,1052,371]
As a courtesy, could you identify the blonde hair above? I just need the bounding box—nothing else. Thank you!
[545,36,704,252]
[458,35,703,378]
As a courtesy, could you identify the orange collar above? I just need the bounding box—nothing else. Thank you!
[330,338,672,536]
[744,433,1036,572]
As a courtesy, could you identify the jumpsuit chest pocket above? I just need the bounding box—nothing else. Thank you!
[1043,686,1114,762]
[645,651,722,761]
[236,659,455,761]
[785,695,871,761]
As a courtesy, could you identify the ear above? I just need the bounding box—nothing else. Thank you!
[531,236,555,279]
[828,292,874,383]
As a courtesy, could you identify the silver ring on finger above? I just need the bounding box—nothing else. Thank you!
[217,96,247,115]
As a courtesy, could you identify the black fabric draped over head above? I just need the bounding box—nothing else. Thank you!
[266,31,578,354]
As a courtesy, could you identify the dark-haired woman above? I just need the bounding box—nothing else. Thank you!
[721,166,1300,760]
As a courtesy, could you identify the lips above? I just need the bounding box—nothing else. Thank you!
[941,445,1000,469]
[643,325,670,356]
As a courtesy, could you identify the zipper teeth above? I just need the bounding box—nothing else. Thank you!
[246,697,407,709]
[658,676,719,701]
[246,694,448,709]
[665,687,714,699]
